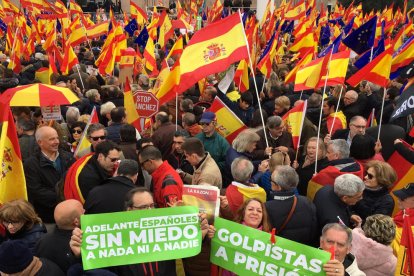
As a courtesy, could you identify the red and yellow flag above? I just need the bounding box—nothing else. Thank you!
[86,22,109,39]
[166,35,184,60]
[318,50,351,87]
[284,0,306,20]
[74,107,99,159]
[282,100,307,150]
[234,59,249,92]
[64,154,92,203]
[60,41,79,75]
[0,108,27,204]
[124,78,140,130]
[130,1,148,25]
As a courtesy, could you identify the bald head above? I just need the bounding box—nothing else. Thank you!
[35,126,60,154]
[54,200,84,230]
[344,90,358,106]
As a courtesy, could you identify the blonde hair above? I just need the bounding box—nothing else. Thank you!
[232,129,260,153]
[304,137,326,158]
[269,152,290,171]
[363,214,396,245]
[274,96,290,111]
[0,199,42,230]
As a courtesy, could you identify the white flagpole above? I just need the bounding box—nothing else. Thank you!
[329,85,344,136]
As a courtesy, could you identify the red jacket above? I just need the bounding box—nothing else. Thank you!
[151,161,183,208]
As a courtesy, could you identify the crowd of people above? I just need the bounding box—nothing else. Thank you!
[0,1,414,275]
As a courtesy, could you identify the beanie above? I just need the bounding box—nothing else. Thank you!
[0,240,33,274]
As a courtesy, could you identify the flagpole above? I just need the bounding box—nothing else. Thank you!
[9,27,20,71]
[75,64,86,91]
[238,11,270,151]
[377,88,387,142]
[315,47,334,175]
[329,85,344,136]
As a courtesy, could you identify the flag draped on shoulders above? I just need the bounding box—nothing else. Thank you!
[63,154,92,204]
[0,108,27,204]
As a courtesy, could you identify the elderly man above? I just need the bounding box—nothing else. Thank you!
[138,146,183,207]
[265,165,318,246]
[195,111,230,174]
[181,137,222,188]
[253,115,294,161]
[35,199,84,274]
[330,116,368,146]
[343,90,363,124]
[320,223,366,276]
[24,126,75,224]
[314,174,365,230]
[391,183,414,274]
[307,139,364,199]
[225,157,266,216]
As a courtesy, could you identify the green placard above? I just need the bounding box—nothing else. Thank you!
[210,217,330,276]
[80,206,201,270]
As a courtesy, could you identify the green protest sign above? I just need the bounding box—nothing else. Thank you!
[210,217,330,276]
[80,206,201,270]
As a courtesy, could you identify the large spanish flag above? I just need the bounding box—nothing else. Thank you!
[318,51,351,87]
[64,154,92,203]
[0,108,27,204]
[282,100,307,150]
[294,54,328,91]
[347,46,393,87]
[388,141,414,216]
[208,97,247,144]
[155,13,248,105]
[86,22,109,39]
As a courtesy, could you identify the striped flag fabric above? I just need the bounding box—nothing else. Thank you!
[234,59,249,92]
[282,100,307,150]
[123,78,140,130]
[74,107,99,159]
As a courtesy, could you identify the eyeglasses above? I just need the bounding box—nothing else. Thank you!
[107,157,119,162]
[72,129,83,134]
[366,172,375,179]
[132,203,156,210]
[90,135,106,141]
[140,159,150,166]
[2,221,21,226]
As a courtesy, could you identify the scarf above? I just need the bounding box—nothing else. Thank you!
[1,257,42,276]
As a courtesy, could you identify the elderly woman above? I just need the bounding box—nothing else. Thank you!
[224,129,268,184]
[0,199,46,254]
[351,214,397,276]
[293,137,328,196]
[352,160,397,221]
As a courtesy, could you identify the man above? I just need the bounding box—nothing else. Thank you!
[342,90,363,124]
[35,199,84,274]
[323,96,347,136]
[392,183,414,274]
[138,146,183,207]
[181,137,222,188]
[105,107,126,143]
[253,115,295,161]
[320,223,366,276]
[266,166,318,246]
[314,174,364,230]
[152,111,183,160]
[84,159,139,214]
[225,157,266,216]
[65,140,121,202]
[24,126,75,224]
[182,112,202,137]
[195,111,230,174]
[330,116,367,146]
[166,130,194,178]
[308,139,364,199]
[16,118,36,161]
[76,123,107,158]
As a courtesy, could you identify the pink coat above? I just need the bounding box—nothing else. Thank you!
[351,228,396,276]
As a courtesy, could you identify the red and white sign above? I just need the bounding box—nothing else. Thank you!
[132,90,159,118]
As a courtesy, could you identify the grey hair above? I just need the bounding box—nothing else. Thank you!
[86,123,107,137]
[266,116,283,129]
[85,89,99,101]
[232,129,260,152]
[321,223,352,245]
[117,159,139,177]
[66,107,80,125]
[334,174,365,197]
[100,101,116,116]
[328,139,350,158]
[231,157,254,183]
[349,116,366,125]
[272,165,299,191]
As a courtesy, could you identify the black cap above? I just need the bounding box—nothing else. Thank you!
[393,183,414,200]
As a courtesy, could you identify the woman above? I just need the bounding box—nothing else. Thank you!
[293,137,328,196]
[208,198,271,276]
[259,151,291,200]
[274,96,290,117]
[351,214,397,276]
[68,121,86,153]
[224,129,268,185]
[352,160,396,221]
[0,199,46,254]
[119,124,138,160]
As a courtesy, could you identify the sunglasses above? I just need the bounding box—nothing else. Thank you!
[90,135,106,141]
[72,129,83,134]
[366,172,375,179]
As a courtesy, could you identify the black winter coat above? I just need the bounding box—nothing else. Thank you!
[352,187,394,221]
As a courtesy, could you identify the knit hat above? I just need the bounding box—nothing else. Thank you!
[0,240,33,274]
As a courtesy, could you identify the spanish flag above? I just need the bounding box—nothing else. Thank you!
[123,78,140,130]
[234,59,249,92]
[294,54,328,91]
[282,100,307,150]
[35,67,51,84]
[69,25,88,47]
[208,97,247,144]
[226,182,266,215]
[74,107,99,159]
[284,0,306,20]
[166,35,183,61]
[347,46,392,87]
[143,38,157,72]
[0,108,27,204]
[86,22,109,39]
[130,1,148,25]
[284,50,313,84]
[318,50,351,87]
[64,154,92,203]
[391,38,414,80]
[60,40,79,75]
[158,10,173,49]
[155,13,248,105]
